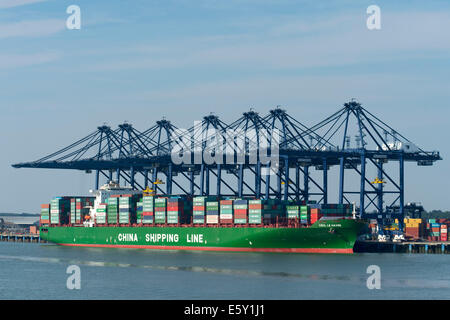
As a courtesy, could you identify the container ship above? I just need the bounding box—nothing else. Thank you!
[39,182,367,254]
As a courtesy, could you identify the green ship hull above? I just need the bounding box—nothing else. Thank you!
[40,218,366,254]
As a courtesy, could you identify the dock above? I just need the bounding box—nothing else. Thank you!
[0,233,45,243]
[355,240,450,254]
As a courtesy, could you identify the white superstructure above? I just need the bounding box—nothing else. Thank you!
[84,181,141,227]
[380,141,419,153]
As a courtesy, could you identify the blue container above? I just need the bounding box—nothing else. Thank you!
[431,223,441,228]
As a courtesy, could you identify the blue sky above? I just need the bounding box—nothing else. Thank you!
[0,0,449,212]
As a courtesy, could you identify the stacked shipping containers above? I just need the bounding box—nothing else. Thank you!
[441,224,447,241]
[70,198,76,224]
[248,200,263,224]
[107,197,119,224]
[119,195,136,225]
[300,206,310,224]
[167,198,184,224]
[286,205,299,219]
[142,196,154,224]
[40,204,50,225]
[193,196,217,224]
[429,221,441,241]
[193,197,205,224]
[219,200,233,224]
[310,205,323,224]
[206,201,219,224]
[136,200,143,224]
[404,218,423,239]
[50,197,70,225]
[154,198,167,224]
[233,199,248,224]
[95,203,107,224]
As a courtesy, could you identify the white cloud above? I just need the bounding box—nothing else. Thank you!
[0,52,61,69]
[0,19,65,39]
[83,10,450,73]
[0,0,46,9]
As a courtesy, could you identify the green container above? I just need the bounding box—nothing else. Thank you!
[107,216,117,223]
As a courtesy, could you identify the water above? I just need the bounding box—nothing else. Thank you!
[0,242,449,299]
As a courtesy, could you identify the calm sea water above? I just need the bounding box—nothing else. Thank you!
[0,242,449,300]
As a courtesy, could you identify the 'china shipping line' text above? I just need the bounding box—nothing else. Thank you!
[117,233,204,243]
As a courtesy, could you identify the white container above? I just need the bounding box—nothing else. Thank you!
[206,216,219,224]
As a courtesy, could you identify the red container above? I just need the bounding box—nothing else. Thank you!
[155,207,166,212]
[193,206,205,211]
[220,200,233,205]
[249,204,263,209]
[220,219,233,224]
[41,204,50,209]
[142,212,154,216]
[110,194,121,198]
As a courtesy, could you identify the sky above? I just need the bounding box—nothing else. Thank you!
[0,0,449,213]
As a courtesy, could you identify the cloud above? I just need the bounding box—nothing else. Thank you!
[82,10,450,73]
[0,0,47,9]
[0,52,61,69]
[0,19,65,39]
